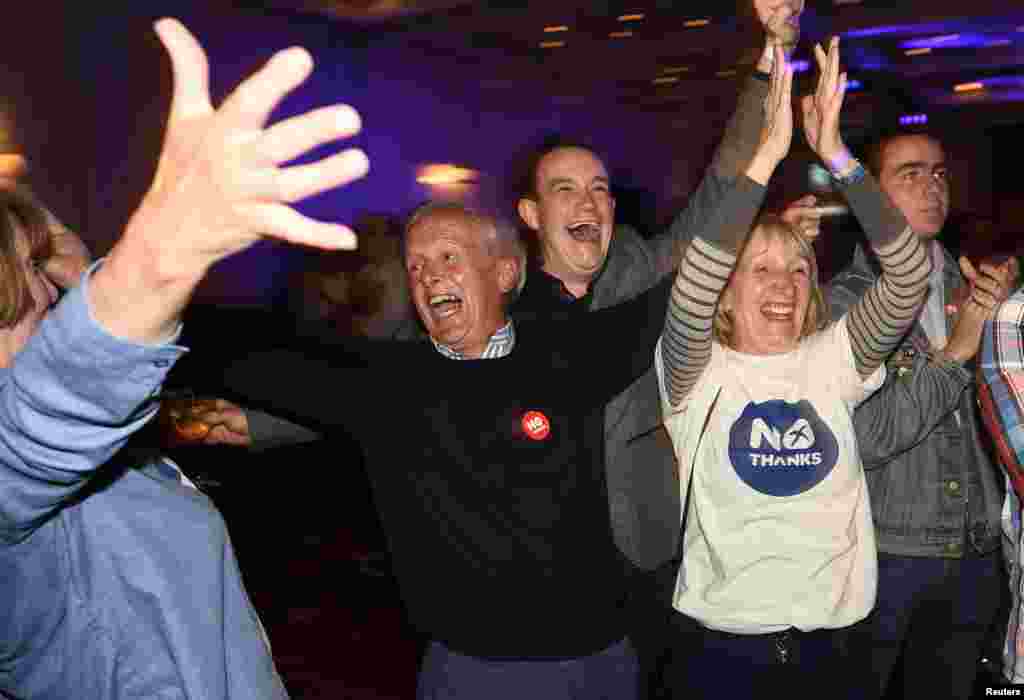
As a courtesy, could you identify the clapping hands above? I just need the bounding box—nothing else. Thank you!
[747,45,794,185]
[801,36,852,173]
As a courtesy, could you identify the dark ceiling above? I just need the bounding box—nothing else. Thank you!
[263,0,1024,130]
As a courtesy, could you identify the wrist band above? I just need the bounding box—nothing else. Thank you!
[830,158,865,186]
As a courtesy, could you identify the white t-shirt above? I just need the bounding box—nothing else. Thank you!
[657,318,885,634]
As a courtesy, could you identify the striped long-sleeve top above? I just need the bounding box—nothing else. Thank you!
[660,170,932,409]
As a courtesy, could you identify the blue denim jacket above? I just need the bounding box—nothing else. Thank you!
[826,243,1004,557]
[0,271,288,699]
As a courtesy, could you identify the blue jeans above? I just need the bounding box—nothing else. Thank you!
[416,638,638,700]
[853,552,1004,699]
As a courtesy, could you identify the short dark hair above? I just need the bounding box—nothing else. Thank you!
[1,187,54,328]
[511,134,605,202]
[862,127,944,178]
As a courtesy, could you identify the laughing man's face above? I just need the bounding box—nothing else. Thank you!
[518,147,615,297]
[405,209,514,358]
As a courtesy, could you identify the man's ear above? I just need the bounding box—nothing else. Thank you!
[517,198,539,231]
[497,256,519,294]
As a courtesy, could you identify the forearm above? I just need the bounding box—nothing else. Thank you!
[711,73,770,180]
[660,237,733,407]
[1,275,182,540]
[842,174,931,379]
[660,176,766,406]
[853,358,971,468]
[245,409,322,452]
[651,74,769,272]
[89,232,203,346]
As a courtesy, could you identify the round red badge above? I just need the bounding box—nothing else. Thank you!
[521,410,551,441]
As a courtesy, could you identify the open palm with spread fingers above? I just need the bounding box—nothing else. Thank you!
[133,18,367,268]
[801,36,850,169]
[746,44,794,185]
[93,18,369,343]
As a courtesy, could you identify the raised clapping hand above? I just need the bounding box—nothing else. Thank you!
[746,44,793,186]
[801,36,850,172]
[937,257,1018,363]
[959,257,1019,314]
[91,18,369,343]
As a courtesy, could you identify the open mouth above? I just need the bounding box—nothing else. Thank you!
[566,222,602,243]
[428,293,463,319]
[762,302,795,320]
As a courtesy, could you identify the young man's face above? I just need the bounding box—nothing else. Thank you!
[877,135,950,240]
[518,147,615,296]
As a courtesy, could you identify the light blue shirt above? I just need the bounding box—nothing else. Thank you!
[0,266,287,699]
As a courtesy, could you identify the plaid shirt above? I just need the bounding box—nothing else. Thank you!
[978,286,1024,681]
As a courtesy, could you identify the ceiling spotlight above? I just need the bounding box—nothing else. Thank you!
[899,114,928,125]
[543,25,569,33]
[954,81,985,92]
[653,76,680,85]
[904,47,932,56]
[609,30,633,38]
[540,40,566,49]
[618,13,645,22]
[684,19,710,28]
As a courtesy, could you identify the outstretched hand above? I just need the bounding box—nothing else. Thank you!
[91,18,369,343]
[746,45,793,186]
[161,398,253,448]
[800,36,850,170]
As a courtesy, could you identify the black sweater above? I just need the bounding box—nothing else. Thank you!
[218,277,671,659]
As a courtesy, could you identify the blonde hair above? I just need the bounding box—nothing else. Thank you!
[712,213,827,348]
[1,187,53,328]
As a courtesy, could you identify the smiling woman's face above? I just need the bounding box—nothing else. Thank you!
[720,225,813,355]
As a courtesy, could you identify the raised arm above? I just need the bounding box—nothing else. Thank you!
[801,38,930,381]
[90,18,368,345]
[660,48,792,407]
[1,18,367,539]
[650,3,799,273]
